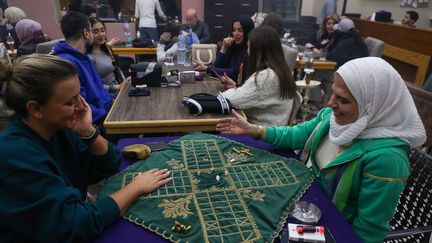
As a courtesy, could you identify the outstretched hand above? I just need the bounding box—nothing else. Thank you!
[133,168,172,194]
[216,110,252,135]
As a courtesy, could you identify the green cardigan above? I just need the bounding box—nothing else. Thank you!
[0,118,122,242]
[265,108,410,243]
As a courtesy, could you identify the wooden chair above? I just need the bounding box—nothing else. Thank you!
[282,44,298,72]
[384,148,432,243]
[35,39,62,54]
[288,91,303,126]
[365,37,385,57]
[406,82,432,154]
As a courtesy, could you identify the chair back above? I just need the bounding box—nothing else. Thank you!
[406,82,432,153]
[365,37,385,57]
[191,44,217,65]
[282,44,298,71]
[385,148,432,242]
[288,91,303,125]
[36,39,62,54]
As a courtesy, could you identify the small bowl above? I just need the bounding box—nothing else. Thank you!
[289,201,322,224]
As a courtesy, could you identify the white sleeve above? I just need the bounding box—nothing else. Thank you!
[222,69,274,109]
[156,43,167,62]
[135,0,140,19]
[155,0,166,18]
[157,43,178,62]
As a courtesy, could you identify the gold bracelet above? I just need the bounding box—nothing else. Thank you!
[254,125,264,140]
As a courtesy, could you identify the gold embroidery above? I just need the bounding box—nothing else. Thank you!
[167,159,184,169]
[363,173,408,182]
[158,195,193,218]
[224,151,250,164]
[242,189,266,201]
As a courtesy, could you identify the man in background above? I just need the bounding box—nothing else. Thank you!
[184,8,211,44]
[52,11,112,125]
[401,10,418,27]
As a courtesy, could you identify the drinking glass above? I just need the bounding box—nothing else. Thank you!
[319,50,327,61]
[6,34,14,51]
[166,54,174,66]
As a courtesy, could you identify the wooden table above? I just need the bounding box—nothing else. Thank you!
[295,59,337,70]
[103,81,226,134]
[294,59,337,80]
[111,47,156,55]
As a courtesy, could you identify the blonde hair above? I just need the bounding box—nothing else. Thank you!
[0,54,76,117]
[4,7,27,24]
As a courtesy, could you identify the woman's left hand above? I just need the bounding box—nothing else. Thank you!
[221,72,236,89]
[116,76,131,91]
[71,96,94,137]
[107,37,121,46]
[193,62,208,72]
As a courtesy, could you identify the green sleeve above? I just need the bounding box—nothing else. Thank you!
[351,149,410,243]
[264,108,331,150]
[0,144,121,242]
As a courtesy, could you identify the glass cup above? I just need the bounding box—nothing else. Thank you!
[166,54,174,66]
[319,50,327,61]
[6,35,14,52]
[298,52,305,61]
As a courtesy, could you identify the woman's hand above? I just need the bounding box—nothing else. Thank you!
[193,62,208,72]
[132,169,172,195]
[220,72,236,89]
[216,110,254,136]
[116,76,131,91]
[220,36,234,53]
[107,37,121,46]
[71,96,94,137]
[160,32,171,43]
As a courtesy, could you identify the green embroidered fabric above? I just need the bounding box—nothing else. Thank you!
[99,134,313,242]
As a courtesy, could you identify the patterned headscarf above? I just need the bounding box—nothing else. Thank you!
[329,57,426,147]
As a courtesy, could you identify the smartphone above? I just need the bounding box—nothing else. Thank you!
[128,87,151,97]
[145,141,167,151]
[209,66,226,83]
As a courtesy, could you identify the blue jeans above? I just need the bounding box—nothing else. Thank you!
[139,27,159,42]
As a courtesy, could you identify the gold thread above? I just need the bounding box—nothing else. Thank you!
[363,173,408,182]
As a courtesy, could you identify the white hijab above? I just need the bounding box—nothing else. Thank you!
[329,57,426,147]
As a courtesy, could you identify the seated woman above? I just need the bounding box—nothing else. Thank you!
[307,13,340,55]
[0,54,171,242]
[261,13,298,71]
[88,17,130,95]
[15,19,50,57]
[157,22,199,62]
[195,15,254,82]
[325,18,369,68]
[218,26,296,126]
[217,57,426,243]
[156,22,181,62]
[0,6,26,49]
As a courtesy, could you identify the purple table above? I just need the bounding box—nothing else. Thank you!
[94,135,361,243]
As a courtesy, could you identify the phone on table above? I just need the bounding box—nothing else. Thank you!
[209,66,226,83]
[128,87,151,97]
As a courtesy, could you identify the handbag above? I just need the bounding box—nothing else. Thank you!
[181,92,232,116]
[191,44,217,65]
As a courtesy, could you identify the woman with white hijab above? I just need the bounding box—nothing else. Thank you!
[216,57,426,243]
